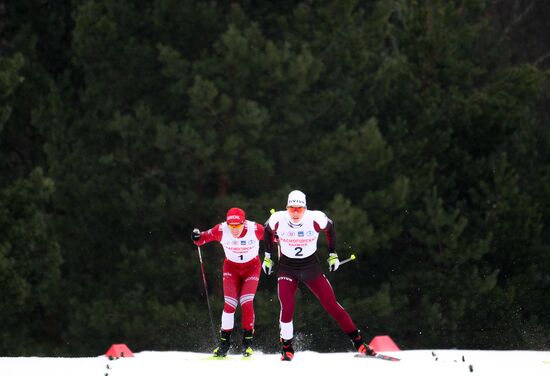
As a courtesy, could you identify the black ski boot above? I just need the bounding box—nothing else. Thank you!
[349,329,376,356]
[280,338,294,361]
[213,330,231,357]
[242,329,254,357]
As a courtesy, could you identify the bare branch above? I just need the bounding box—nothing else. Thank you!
[534,50,550,67]
[503,0,535,35]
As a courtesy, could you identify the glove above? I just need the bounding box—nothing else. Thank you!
[191,228,201,242]
[327,253,340,272]
[262,252,273,275]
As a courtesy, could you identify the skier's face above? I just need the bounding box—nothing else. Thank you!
[287,206,306,223]
[228,222,245,237]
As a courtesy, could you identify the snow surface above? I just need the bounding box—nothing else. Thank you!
[1,349,549,376]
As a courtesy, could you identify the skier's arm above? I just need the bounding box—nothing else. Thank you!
[263,222,274,253]
[191,224,223,246]
[315,216,340,271]
[262,221,275,275]
[255,223,265,241]
[314,217,336,253]
[324,218,340,271]
[324,218,336,253]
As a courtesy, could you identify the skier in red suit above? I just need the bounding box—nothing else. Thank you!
[262,190,376,361]
[192,207,264,357]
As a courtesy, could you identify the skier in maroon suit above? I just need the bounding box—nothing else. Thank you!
[262,190,376,361]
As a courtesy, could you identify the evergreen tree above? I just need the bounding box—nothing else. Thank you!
[0,168,62,355]
[0,0,548,354]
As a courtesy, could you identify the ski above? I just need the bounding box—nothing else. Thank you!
[201,355,235,361]
[201,354,254,361]
[354,353,401,362]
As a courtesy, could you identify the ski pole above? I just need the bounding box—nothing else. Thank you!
[196,245,217,345]
[339,254,356,266]
[327,254,356,269]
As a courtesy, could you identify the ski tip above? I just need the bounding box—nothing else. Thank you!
[354,353,401,362]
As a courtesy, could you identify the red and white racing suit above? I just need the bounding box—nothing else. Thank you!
[194,220,264,331]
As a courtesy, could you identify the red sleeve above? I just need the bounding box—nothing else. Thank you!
[193,223,223,246]
[255,223,265,241]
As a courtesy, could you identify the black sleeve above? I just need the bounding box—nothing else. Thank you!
[263,220,274,254]
[324,218,336,253]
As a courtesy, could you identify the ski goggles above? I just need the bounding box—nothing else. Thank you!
[287,206,306,214]
[228,222,244,229]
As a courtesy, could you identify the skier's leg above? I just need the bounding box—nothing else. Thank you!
[221,262,241,331]
[239,260,260,356]
[277,274,298,361]
[305,273,375,355]
[213,261,240,356]
[239,259,260,331]
[305,273,356,333]
[277,274,299,339]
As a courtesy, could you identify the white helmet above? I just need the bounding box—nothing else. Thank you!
[287,190,306,207]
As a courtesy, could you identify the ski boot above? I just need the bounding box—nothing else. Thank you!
[280,338,294,361]
[349,329,376,356]
[213,330,231,357]
[242,329,254,357]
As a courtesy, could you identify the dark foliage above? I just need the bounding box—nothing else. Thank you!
[1,0,548,355]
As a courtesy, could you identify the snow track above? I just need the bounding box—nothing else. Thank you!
[1,349,548,376]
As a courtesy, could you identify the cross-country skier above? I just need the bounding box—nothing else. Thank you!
[192,207,264,357]
[262,190,376,361]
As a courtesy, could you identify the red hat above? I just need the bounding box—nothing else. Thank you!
[226,207,245,225]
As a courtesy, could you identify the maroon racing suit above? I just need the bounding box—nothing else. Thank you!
[264,210,358,340]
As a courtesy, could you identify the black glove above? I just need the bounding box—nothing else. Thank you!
[191,228,201,242]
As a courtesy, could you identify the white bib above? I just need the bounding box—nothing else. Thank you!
[220,220,260,263]
[269,210,328,259]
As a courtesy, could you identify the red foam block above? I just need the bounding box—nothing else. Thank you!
[105,343,134,358]
[369,335,400,352]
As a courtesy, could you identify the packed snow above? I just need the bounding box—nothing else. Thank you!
[1,349,549,376]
